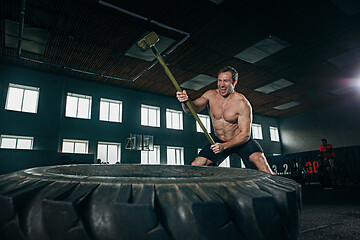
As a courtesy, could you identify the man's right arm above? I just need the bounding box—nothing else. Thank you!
[176,90,209,114]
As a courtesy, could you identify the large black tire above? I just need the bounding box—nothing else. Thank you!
[0,164,301,240]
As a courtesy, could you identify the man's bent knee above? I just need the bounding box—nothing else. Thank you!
[249,152,265,164]
[192,157,215,166]
[192,157,206,166]
[249,152,274,174]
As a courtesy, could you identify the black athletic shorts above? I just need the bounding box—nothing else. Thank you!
[198,134,263,168]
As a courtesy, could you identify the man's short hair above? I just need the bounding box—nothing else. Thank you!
[321,139,327,142]
[218,66,238,82]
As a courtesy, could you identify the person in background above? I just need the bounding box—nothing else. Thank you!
[318,138,337,187]
[320,138,336,172]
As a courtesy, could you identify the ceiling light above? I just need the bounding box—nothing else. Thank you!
[4,19,50,55]
[234,35,291,64]
[125,32,175,61]
[208,0,224,5]
[329,87,353,95]
[255,78,294,94]
[274,101,301,110]
[331,0,360,16]
[180,74,217,91]
[327,46,360,68]
[356,78,360,87]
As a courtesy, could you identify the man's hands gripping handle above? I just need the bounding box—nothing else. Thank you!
[176,90,189,103]
[176,90,215,145]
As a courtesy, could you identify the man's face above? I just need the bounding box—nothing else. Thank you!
[217,71,237,97]
[321,140,327,146]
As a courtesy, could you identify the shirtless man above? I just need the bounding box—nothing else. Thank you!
[176,66,273,174]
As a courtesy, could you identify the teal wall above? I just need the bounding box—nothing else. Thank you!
[0,63,281,165]
[279,99,360,154]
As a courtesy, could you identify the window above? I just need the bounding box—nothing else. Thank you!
[141,145,160,164]
[62,139,88,154]
[166,109,183,130]
[97,142,121,164]
[99,98,122,123]
[5,83,39,113]
[167,146,184,165]
[219,157,230,168]
[240,159,246,168]
[0,135,33,149]
[65,93,92,119]
[141,104,160,127]
[196,114,211,133]
[270,126,280,142]
[252,123,263,140]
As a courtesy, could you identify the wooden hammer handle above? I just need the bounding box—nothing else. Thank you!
[151,47,215,145]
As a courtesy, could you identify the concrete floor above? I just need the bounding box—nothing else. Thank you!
[300,184,360,240]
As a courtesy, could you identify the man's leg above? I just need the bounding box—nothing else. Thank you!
[329,158,335,170]
[191,157,216,166]
[249,152,274,174]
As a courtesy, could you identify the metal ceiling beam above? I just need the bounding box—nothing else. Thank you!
[19,0,190,83]
[18,0,26,56]
[99,0,190,81]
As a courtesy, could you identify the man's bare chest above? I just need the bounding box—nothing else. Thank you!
[209,101,238,124]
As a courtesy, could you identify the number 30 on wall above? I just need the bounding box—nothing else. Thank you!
[305,161,319,173]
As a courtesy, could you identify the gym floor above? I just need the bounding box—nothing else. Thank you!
[300,183,360,240]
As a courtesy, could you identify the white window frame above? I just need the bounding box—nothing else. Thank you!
[252,123,263,140]
[166,109,183,130]
[99,98,122,123]
[167,146,184,165]
[269,126,280,142]
[196,114,211,133]
[62,139,89,154]
[141,145,160,164]
[5,83,39,113]
[97,141,121,164]
[65,92,92,119]
[219,157,230,167]
[141,104,160,127]
[0,135,34,150]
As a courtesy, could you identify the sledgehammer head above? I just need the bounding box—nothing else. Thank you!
[137,32,159,51]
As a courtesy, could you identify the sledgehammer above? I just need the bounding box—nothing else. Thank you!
[137,32,214,145]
